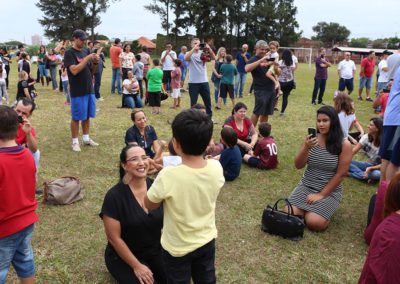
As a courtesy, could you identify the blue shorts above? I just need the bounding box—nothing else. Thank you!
[338,78,354,92]
[71,94,96,121]
[0,224,36,281]
[247,157,261,168]
[379,126,400,166]
[359,76,372,90]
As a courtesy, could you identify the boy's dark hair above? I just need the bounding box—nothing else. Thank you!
[191,103,206,111]
[18,97,36,113]
[174,59,182,67]
[221,127,237,148]
[153,58,160,66]
[172,109,213,155]
[225,54,233,63]
[18,44,24,49]
[21,53,27,59]
[114,38,121,44]
[142,46,148,52]
[135,54,141,61]
[0,106,19,140]
[168,139,177,155]
[258,122,271,137]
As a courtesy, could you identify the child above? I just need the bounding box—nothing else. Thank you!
[215,127,242,181]
[0,63,8,105]
[373,80,392,117]
[146,59,164,114]
[217,54,238,109]
[133,54,144,98]
[61,65,70,105]
[145,109,225,283]
[334,93,364,142]
[16,71,30,101]
[266,41,282,96]
[170,59,182,109]
[243,122,278,169]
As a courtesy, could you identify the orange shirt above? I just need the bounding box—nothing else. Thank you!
[110,45,122,68]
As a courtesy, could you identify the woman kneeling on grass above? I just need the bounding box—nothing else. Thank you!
[100,145,166,284]
[358,173,400,283]
[288,106,352,231]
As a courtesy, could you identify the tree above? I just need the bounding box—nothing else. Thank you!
[145,0,171,35]
[312,22,350,47]
[349,37,369,48]
[36,0,118,42]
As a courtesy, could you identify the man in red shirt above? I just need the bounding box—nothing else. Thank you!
[0,105,38,283]
[110,38,122,95]
[358,51,376,101]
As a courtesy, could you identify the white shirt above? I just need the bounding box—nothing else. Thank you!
[292,55,298,65]
[160,50,177,71]
[378,59,389,83]
[338,111,356,138]
[338,59,356,79]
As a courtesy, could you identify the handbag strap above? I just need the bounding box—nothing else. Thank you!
[271,198,294,216]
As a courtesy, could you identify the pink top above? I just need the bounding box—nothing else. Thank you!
[170,67,181,89]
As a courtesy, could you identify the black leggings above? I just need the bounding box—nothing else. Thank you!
[105,246,166,284]
[280,80,294,113]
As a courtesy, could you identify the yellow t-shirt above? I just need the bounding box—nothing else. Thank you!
[147,159,225,257]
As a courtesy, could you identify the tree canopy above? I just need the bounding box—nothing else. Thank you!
[312,22,350,47]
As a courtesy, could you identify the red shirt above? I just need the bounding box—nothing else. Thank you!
[359,213,400,284]
[224,116,253,141]
[360,57,375,78]
[110,45,122,68]
[170,67,181,89]
[15,124,36,146]
[0,146,38,238]
[379,92,389,117]
[253,136,278,169]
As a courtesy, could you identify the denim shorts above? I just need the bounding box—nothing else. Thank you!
[359,76,372,90]
[379,125,400,166]
[0,224,36,281]
[71,94,96,121]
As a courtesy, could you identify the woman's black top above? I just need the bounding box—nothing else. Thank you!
[16,80,28,100]
[124,125,158,158]
[100,178,163,260]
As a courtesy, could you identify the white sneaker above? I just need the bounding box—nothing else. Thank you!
[72,143,81,152]
[97,97,104,101]
[83,139,99,146]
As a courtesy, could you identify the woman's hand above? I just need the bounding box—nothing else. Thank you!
[363,167,372,179]
[306,193,324,204]
[242,141,253,152]
[305,135,318,149]
[133,263,154,284]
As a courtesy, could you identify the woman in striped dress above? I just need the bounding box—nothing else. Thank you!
[288,106,352,231]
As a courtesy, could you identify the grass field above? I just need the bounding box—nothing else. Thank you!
[5,59,377,283]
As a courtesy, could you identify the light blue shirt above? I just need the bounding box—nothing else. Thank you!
[384,67,400,126]
[188,51,208,84]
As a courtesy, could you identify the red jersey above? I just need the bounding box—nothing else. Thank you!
[224,116,253,141]
[110,45,122,68]
[0,146,38,238]
[360,57,375,78]
[379,92,389,117]
[254,136,278,169]
[15,124,36,146]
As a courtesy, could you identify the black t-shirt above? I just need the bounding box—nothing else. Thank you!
[16,80,28,100]
[247,55,275,91]
[124,125,158,158]
[99,179,163,260]
[64,47,94,97]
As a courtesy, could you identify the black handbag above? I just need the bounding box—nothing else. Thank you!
[261,198,305,241]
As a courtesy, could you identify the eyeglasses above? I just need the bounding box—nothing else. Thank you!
[126,155,149,163]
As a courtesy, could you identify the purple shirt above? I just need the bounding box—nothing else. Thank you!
[314,56,329,80]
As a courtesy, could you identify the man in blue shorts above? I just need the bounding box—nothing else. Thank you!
[64,29,100,152]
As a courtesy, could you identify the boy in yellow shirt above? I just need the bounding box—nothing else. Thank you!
[145,109,225,283]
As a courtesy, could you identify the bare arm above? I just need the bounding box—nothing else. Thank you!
[294,136,318,169]
[249,125,258,148]
[103,216,154,283]
[144,195,161,211]
[245,55,271,72]
[351,142,363,156]
[68,54,96,76]
[22,119,38,153]
[353,120,364,136]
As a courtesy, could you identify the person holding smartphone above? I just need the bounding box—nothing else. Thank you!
[287,106,352,231]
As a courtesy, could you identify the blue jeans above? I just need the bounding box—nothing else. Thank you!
[38,64,48,77]
[189,82,212,117]
[311,78,326,103]
[123,94,143,109]
[0,224,36,281]
[49,66,58,89]
[62,81,70,103]
[213,80,226,105]
[235,72,247,97]
[348,160,380,181]
[111,68,121,94]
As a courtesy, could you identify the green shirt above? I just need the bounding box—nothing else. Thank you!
[146,67,163,92]
[220,63,238,85]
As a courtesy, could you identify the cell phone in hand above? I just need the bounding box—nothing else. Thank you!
[308,128,317,138]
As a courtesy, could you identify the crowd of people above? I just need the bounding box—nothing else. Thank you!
[1,27,400,283]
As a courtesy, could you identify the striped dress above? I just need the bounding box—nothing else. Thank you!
[288,145,342,220]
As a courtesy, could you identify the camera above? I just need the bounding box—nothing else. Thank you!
[17,115,24,124]
[199,43,206,50]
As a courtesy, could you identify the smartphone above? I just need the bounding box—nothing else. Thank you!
[199,43,206,49]
[308,128,317,138]
[267,57,276,62]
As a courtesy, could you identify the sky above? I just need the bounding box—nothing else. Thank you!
[1,0,399,44]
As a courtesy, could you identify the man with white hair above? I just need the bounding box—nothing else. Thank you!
[235,44,251,98]
[245,40,276,126]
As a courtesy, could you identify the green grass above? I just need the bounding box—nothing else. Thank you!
[6,60,376,283]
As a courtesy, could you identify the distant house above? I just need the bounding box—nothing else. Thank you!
[137,36,156,54]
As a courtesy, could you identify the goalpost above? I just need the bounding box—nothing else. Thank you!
[280,47,313,68]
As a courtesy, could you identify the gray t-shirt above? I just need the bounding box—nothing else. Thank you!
[188,51,208,83]
[387,53,400,80]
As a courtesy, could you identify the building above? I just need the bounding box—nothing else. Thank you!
[31,34,42,46]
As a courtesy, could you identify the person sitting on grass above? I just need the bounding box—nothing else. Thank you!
[348,117,383,183]
[122,70,143,109]
[216,54,237,109]
[358,172,400,283]
[243,122,278,170]
[145,109,225,284]
[100,145,166,284]
[373,80,392,118]
[213,127,242,181]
